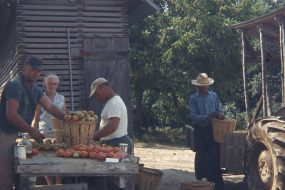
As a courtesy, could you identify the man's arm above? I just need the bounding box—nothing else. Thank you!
[189,96,208,123]
[93,117,120,141]
[32,104,41,129]
[6,99,45,141]
[38,96,65,120]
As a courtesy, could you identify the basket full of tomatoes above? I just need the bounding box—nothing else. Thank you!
[51,110,98,147]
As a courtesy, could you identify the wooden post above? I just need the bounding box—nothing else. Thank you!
[259,26,268,116]
[278,16,285,106]
[240,30,251,125]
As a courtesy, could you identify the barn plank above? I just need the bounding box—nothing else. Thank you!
[17,10,80,16]
[19,0,125,6]
[19,43,81,49]
[17,5,122,13]
[17,32,79,38]
[18,38,81,43]
[18,16,127,23]
[19,22,127,28]
[18,23,126,30]
[18,10,124,17]
[17,5,80,11]
[19,26,124,34]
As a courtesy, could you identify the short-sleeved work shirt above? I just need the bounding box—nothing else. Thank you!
[0,75,44,134]
[100,95,128,141]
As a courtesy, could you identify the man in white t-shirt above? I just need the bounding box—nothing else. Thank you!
[89,78,133,154]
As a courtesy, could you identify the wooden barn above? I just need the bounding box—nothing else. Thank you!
[0,0,159,136]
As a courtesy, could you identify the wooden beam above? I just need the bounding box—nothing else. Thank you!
[240,30,251,126]
[244,29,279,44]
[259,27,271,116]
[278,16,285,106]
[258,23,279,38]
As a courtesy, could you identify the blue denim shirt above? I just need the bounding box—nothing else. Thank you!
[189,90,223,125]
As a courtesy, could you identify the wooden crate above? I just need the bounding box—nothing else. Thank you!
[220,131,247,174]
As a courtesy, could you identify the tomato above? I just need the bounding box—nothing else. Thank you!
[88,151,97,159]
[112,147,121,153]
[107,151,115,158]
[79,151,89,158]
[102,147,112,153]
[72,115,79,121]
[32,148,39,155]
[97,152,107,161]
[64,151,73,158]
[56,149,65,157]
[88,111,95,116]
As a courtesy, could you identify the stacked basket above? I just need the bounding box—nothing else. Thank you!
[51,111,97,147]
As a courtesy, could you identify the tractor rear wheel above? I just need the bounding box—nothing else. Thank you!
[245,118,285,190]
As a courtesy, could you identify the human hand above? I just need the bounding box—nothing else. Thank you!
[29,128,45,141]
[217,114,225,120]
[63,114,71,121]
[93,133,100,141]
[207,112,219,119]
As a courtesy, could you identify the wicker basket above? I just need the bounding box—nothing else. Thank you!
[51,118,96,147]
[211,118,237,143]
[181,181,214,190]
[138,167,163,190]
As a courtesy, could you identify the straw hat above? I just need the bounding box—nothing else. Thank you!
[192,73,214,86]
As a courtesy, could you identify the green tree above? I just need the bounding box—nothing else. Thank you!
[130,0,285,136]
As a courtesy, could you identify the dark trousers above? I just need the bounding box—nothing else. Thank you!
[193,125,224,190]
[102,135,133,154]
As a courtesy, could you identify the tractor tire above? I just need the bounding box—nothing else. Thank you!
[245,117,285,190]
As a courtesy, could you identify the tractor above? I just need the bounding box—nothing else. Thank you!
[231,7,285,190]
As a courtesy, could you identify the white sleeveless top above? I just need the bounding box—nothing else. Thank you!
[39,93,65,135]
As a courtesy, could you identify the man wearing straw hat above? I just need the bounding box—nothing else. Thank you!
[189,73,224,190]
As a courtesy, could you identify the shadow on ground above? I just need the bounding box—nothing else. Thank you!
[156,169,248,190]
[224,174,248,190]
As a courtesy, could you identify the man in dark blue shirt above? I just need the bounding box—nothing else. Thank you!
[0,56,66,190]
[189,73,224,190]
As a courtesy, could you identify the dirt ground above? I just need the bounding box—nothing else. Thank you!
[134,143,247,190]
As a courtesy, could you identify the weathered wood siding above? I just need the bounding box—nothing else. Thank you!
[0,0,132,136]
[0,5,19,95]
[15,0,129,110]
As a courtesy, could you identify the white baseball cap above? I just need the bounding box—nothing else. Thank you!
[89,78,109,98]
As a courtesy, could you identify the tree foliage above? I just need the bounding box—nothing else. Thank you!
[130,0,285,135]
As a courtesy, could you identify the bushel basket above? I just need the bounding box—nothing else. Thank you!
[138,167,163,190]
[51,117,96,147]
[211,118,236,143]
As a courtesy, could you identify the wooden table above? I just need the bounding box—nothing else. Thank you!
[14,146,139,190]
